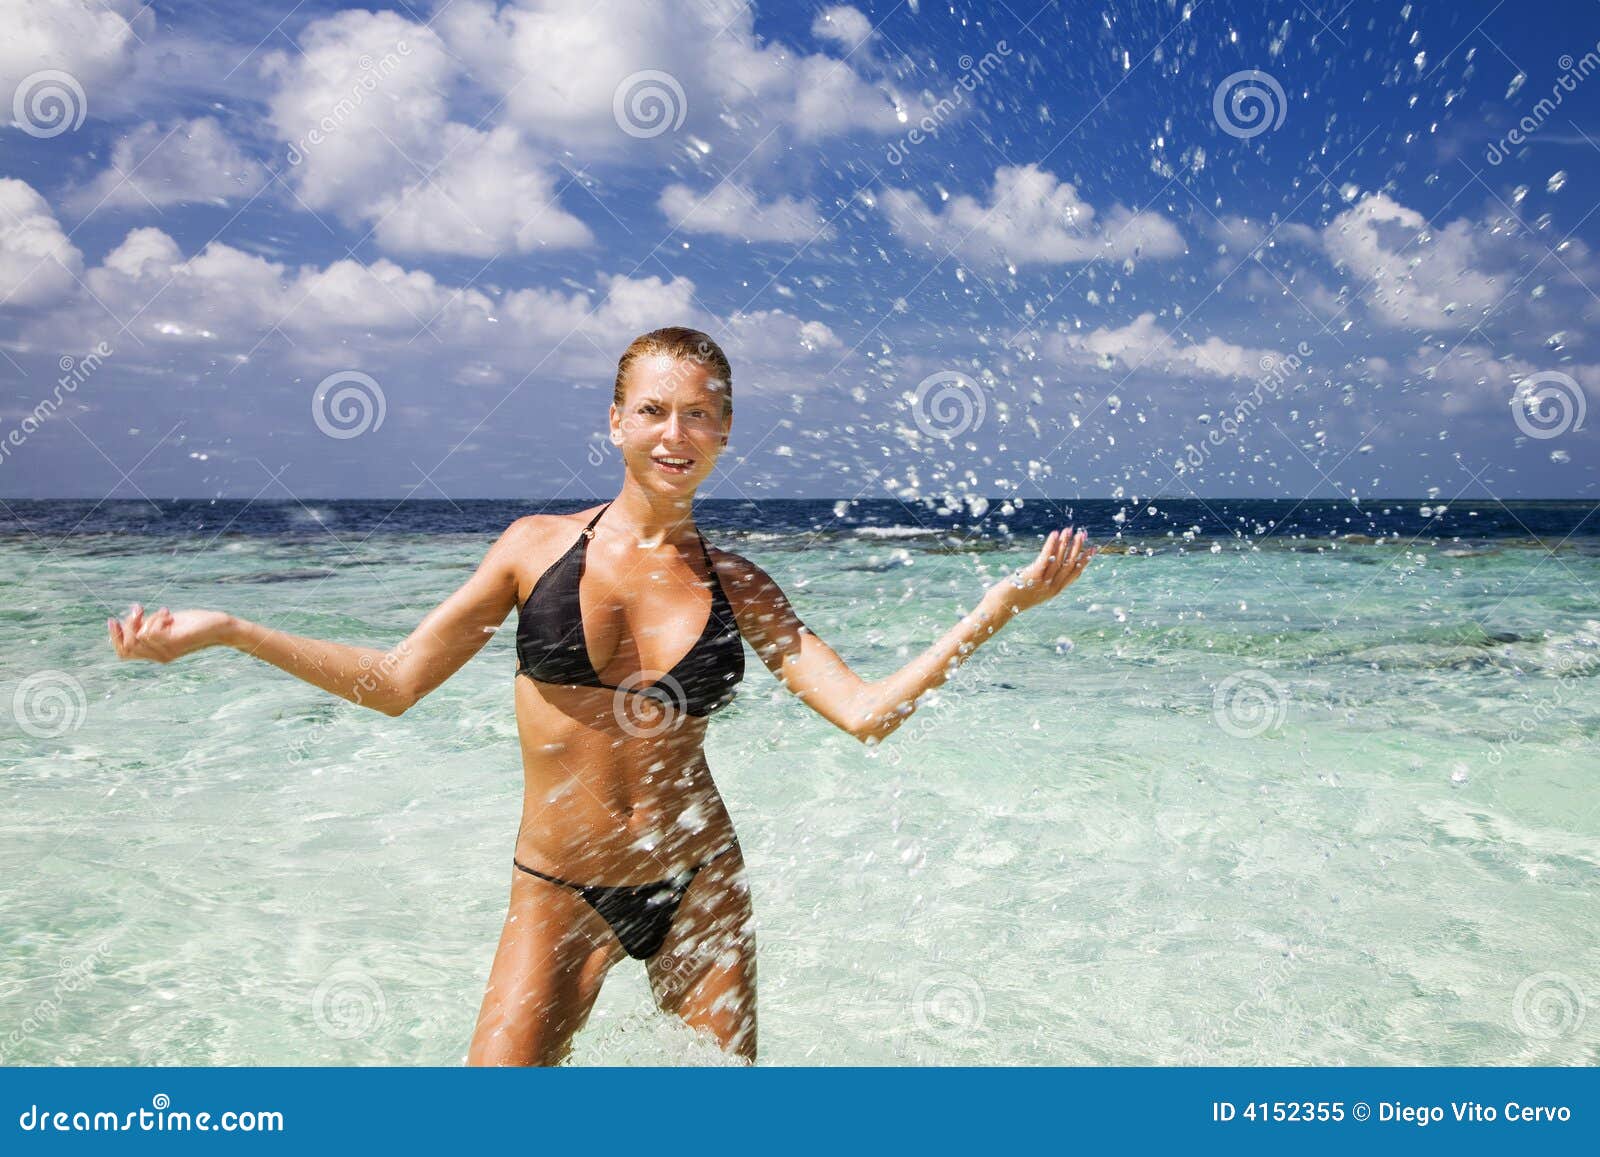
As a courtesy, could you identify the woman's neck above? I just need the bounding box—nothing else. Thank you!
[604,482,699,549]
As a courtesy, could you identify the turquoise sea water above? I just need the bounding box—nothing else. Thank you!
[2,499,1597,1065]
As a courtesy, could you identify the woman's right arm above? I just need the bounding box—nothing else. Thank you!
[108,518,539,717]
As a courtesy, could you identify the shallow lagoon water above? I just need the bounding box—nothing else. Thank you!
[2,499,1596,1065]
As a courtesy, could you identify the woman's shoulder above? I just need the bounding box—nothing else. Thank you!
[701,540,779,596]
[504,504,606,543]
[494,506,606,575]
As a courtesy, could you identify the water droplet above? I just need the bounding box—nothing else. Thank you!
[1547,170,1567,193]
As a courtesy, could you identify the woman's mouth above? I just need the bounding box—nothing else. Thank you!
[653,456,694,475]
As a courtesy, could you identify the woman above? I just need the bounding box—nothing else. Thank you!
[106,326,1096,1066]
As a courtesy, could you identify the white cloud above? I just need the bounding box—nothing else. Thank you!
[882,164,1187,267]
[500,273,704,353]
[1406,342,1600,416]
[370,125,593,257]
[723,311,842,357]
[0,179,83,308]
[66,117,266,213]
[1041,313,1276,380]
[263,9,456,216]
[658,182,830,244]
[77,227,498,351]
[812,6,874,51]
[33,225,837,393]
[0,0,149,101]
[262,9,589,258]
[1321,192,1503,331]
[434,0,905,150]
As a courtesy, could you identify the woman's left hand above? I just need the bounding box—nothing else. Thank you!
[991,528,1095,615]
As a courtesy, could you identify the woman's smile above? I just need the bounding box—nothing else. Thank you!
[653,454,695,475]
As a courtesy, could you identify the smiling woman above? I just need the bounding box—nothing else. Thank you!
[104,325,1095,1067]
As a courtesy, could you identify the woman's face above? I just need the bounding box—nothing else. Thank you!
[610,353,732,493]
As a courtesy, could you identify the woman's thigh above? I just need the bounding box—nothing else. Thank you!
[646,846,757,1063]
[467,868,625,1067]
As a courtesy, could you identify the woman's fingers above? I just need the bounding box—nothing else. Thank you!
[1049,531,1090,593]
[1063,527,1083,570]
[1030,530,1058,586]
[1062,539,1094,589]
[1043,529,1062,580]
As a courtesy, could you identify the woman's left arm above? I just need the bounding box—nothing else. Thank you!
[719,527,1094,744]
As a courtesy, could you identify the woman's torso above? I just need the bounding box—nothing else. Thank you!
[508,503,745,884]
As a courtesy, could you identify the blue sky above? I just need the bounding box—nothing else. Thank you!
[1,0,1597,502]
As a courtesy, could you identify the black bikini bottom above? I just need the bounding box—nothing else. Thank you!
[512,842,740,960]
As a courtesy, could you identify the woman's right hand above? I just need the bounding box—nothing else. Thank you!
[108,603,234,663]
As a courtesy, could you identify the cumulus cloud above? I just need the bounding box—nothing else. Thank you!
[1321,192,1504,331]
[658,182,831,244]
[370,125,593,257]
[261,9,589,258]
[263,10,456,213]
[723,311,842,357]
[66,117,267,213]
[20,222,838,395]
[1040,313,1278,380]
[434,0,905,150]
[0,179,84,308]
[882,164,1187,268]
[812,6,874,51]
[0,0,149,102]
[1405,342,1600,417]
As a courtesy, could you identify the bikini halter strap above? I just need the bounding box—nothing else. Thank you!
[580,502,612,540]
[583,502,714,571]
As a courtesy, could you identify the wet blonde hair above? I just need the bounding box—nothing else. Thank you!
[612,327,733,421]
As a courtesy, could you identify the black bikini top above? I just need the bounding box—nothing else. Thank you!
[515,503,744,717]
